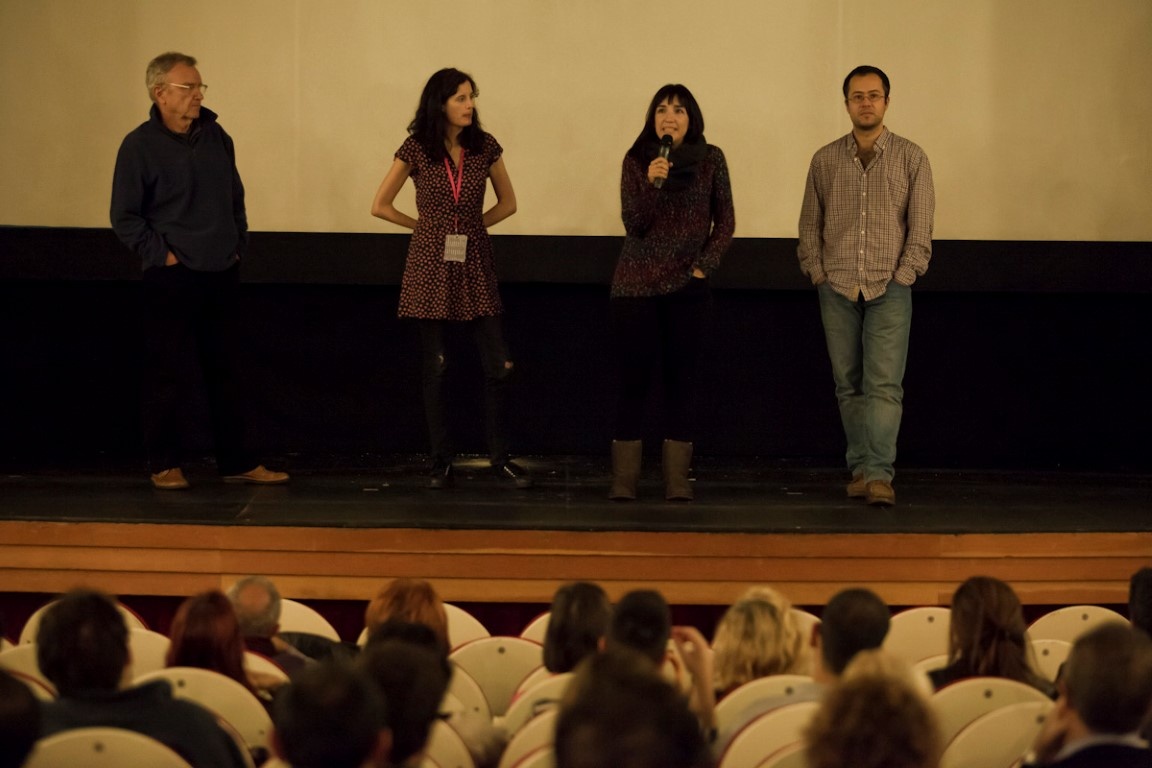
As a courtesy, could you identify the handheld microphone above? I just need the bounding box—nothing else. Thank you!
[654,134,673,189]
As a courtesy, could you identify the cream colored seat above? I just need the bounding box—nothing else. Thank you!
[419,719,476,768]
[519,611,550,644]
[759,741,808,768]
[1027,605,1128,644]
[912,652,950,677]
[449,636,543,717]
[883,606,952,665]
[940,700,1052,768]
[1030,638,1071,683]
[509,746,556,768]
[446,661,492,721]
[277,598,341,642]
[135,666,273,751]
[717,700,820,768]
[0,642,55,695]
[501,672,573,736]
[498,708,558,768]
[445,603,492,650]
[25,727,192,768]
[713,674,815,739]
[128,628,172,678]
[243,650,290,683]
[20,599,147,644]
[930,676,1052,750]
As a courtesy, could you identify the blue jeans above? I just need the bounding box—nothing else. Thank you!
[817,282,912,483]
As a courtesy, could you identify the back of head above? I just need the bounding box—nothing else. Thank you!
[364,578,449,656]
[1129,567,1152,637]
[0,668,40,768]
[544,581,612,673]
[272,660,387,768]
[1063,621,1152,735]
[607,590,671,666]
[820,588,891,676]
[167,590,249,686]
[227,575,281,638]
[556,650,710,768]
[805,653,940,768]
[357,639,451,765]
[948,576,1036,683]
[713,586,808,691]
[36,589,129,697]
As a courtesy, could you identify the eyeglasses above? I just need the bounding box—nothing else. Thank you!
[166,82,208,94]
[848,93,885,105]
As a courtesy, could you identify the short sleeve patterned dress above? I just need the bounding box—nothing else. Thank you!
[395,133,504,321]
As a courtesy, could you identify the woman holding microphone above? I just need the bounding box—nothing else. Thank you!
[609,84,735,501]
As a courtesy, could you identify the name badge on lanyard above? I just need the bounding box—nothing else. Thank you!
[443,151,468,263]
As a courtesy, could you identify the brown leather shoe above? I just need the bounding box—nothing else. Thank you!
[865,480,896,506]
[846,473,868,499]
[223,465,290,485]
[150,467,189,490]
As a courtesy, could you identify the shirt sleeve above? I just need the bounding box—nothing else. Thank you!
[395,136,422,177]
[695,146,735,276]
[110,135,169,269]
[620,153,662,237]
[894,147,934,285]
[485,133,503,166]
[222,128,248,258]
[797,153,827,284]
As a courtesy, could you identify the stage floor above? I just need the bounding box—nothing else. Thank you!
[2,456,1150,534]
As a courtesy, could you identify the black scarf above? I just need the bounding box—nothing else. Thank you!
[645,138,707,192]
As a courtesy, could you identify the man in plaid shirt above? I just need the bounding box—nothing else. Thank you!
[798,65,935,507]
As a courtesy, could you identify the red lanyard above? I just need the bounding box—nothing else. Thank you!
[444,150,465,231]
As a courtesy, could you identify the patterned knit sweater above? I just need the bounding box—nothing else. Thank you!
[611,143,735,298]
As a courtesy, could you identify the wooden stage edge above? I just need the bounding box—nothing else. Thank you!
[2,521,1148,608]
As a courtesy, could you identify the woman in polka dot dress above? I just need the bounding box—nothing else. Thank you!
[372,68,531,489]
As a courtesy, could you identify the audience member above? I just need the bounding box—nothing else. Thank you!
[712,587,891,759]
[167,589,274,697]
[1129,567,1152,638]
[556,648,712,768]
[543,581,612,674]
[36,589,248,767]
[271,659,390,768]
[227,575,312,675]
[365,578,450,655]
[358,639,452,768]
[607,589,671,666]
[1025,622,1152,768]
[929,576,1054,696]
[804,649,941,768]
[711,586,808,696]
[0,668,39,768]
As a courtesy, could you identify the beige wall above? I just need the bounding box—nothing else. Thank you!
[1,0,1149,240]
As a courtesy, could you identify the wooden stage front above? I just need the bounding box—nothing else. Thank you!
[2,457,1149,611]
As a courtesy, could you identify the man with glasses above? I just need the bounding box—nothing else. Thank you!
[797,65,935,507]
[111,52,288,490]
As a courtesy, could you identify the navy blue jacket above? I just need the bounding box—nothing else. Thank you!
[111,105,247,271]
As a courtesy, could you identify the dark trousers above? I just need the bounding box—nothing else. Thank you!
[141,262,254,474]
[611,278,712,442]
[418,316,512,467]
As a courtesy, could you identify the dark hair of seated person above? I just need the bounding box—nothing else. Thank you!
[36,589,129,697]
[0,668,41,768]
[366,619,448,659]
[544,581,611,674]
[606,589,671,667]
[358,638,452,766]
[272,659,388,768]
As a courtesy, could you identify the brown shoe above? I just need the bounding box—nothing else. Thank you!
[846,473,868,499]
[150,467,189,490]
[865,480,896,506]
[223,465,290,485]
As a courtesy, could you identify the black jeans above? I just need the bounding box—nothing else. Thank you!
[611,277,712,442]
[141,262,255,474]
[418,316,513,467]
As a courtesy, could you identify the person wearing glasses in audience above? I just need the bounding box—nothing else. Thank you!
[797,65,935,508]
[372,68,529,490]
[111,52,288,491]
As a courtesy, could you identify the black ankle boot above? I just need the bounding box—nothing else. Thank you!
[493,460,533,489]
[428,462,453,490]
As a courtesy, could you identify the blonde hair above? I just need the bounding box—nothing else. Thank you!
[712,586,808,694]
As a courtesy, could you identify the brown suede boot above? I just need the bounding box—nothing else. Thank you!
[662,439,694,501]
[609,440,642,500]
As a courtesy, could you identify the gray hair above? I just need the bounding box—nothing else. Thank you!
[145,52,197,103]
[227,575,281,637]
